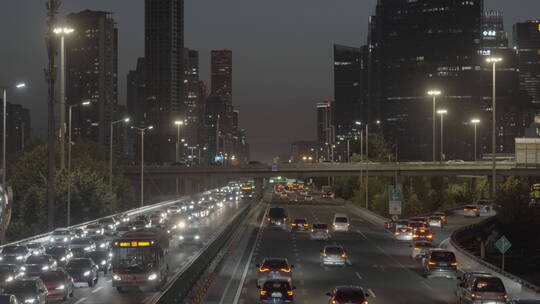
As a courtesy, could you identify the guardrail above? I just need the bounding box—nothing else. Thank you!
[155,198,255,303]
[450,217,540,296]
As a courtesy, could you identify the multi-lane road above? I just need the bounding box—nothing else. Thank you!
[59,198,247,304]
[205,199,491,304]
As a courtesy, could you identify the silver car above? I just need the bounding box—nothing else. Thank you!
[320,245,349,266]
[457,273,509,304]
[410,241,433,259]
[463,205,480,217]
[393,227,413,242]
[310,223,330,240]
[256,258,294,288]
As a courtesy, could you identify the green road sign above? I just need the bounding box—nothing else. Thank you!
[495,235,512,254]
[388,185,403,215]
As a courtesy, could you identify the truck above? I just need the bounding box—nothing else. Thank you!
[516,138,540,167]
[111,228,169,292]
[321,186,334,199]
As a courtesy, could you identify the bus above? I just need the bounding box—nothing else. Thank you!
[111,228,169,292]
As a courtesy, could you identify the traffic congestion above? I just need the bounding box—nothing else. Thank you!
[0,184,251,304]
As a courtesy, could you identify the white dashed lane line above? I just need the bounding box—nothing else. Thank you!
[74,298,87,304]
[368,288,377,298]
[91,286,103,293]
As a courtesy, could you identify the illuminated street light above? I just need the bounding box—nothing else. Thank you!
[486,57,502,200]
[437,109,448,163]
[471,119,480,162]
[132,125,154,207]
[428,89,442,162]
[110,117,131,189]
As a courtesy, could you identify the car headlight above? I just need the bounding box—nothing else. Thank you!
[24,299,36,304]
[113,274,121,281]
[64,237,68,242]
[56,284,65,290]
[178,221,186,228]
[171,225,177,229]
[148,273,158,281]
[0,256,3,260]
[99,244,106,248]
[109,252,113,258]
[83,271,91,276]
[101,260,106,265]
[16,256,23,260]
[20,266,26,271]
[60,256,66,261]
[194,235,200,240]
[42,266,49,271]
[179,235,184,240]
[5,276,13,282]
[84,247,91,251]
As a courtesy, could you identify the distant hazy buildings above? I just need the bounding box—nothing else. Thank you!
[184,49,201,145]
[211,50,233,105]
[291,141,317,163]
[144,0,184,162]
[514,20,540,111]
[127,58,146,125]
[66,10,118,145]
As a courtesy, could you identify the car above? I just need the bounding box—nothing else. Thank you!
[432,212,447,224]
[393,226,413,242]
[259,279,294,304]
[49,229,73,245]
[422,249,458,279]
[85,224,105,236]
[89,235,109,250]
[305,195,313,201]
[267,207,288,229]
[177,228,203,245]
[71,228,87,239]
[456,272,508,304]
[69,238,96,258]
[320,245,349,266]
[310,223,330,240]
[45,247,73,268]
[131,219,149,230]
[256,258,294,288]
[3,279,48,304]
[428,216,444,228]
[98,217,117,232]
[0,246,30,265]
[65,258,99,287]
[463,205,480,217]
[25,244,45,257]
[412,227,434,242]
[326,286,369,304]
[40,270,74,301]
[410,241,433,259]
[410,217,429,225]
[332,213,350,232]
[22,264,50,277]
[25,255,57,272]
[0,265,24,287]
[114,225,131,236]
[84,251,112,274]
[290,219,309,232]
[0,294,20,304]
[167,206,181,214]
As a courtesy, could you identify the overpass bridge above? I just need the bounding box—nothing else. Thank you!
[124,161,540,180]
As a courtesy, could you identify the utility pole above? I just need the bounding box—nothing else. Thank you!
[45,0,61,231]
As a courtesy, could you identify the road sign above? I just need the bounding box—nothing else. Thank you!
[388,185,403,215]
[495,235,512,254]
[272,164,278,172]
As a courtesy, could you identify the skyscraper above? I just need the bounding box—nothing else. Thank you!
[184,48,200,146]
[211,50,233,104]
[66,10,118,145]
[127,57,146,125]
[333,44,367,140]
[316,101,334,161]
[514,20,540,111]
[145,0,184,162]
[368,0,484,160]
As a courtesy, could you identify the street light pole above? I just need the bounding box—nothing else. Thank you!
[471,119,480,162]
[428,90,441,162]
[437,109,448,163]
[365,124,369,209]
[174,121,184,163]
[109,118,130,190]
[487,57,502,200]
[132,126,153,207]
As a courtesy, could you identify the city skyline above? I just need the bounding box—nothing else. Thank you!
[1,0,539,161]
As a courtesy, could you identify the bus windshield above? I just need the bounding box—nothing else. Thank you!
[113,247,156,273]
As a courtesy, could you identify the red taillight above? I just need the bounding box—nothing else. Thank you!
[291,223,296,227]
[287,290,294,296]
[303,224,308,227]
[280,267,291,273]
[331,300,337,304]
[259,267,270,272]
[260,290,267,296]
[341,253,347,258]
[427,235,433,239]
[451,262,458,267]
[428,261,436,265]
[323,252,328,257]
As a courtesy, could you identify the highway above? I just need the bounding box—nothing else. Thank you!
[204,198,490,304]
[59,198,247,304]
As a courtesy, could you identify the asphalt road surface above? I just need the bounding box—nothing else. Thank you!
[205,200,487,304]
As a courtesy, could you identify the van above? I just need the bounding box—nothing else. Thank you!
[332,213,349,232]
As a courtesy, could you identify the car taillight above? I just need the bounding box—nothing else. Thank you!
[323,253,328,257]
[287,291,294,296]
[473,208,478,211]
[280,268,291,273]
[413,234,419,238]
[311,229,314,232]
[259,267,270,272]
[394,232,400,235]
[414,248,420,250]
[326,229,329,233]
[341,253,347,258]
[267,217,271,221]
[427,235,433,239]
[428,261,436,265]
[331,300,337,304]
[260,290,267,296]
[291,223,296,227]
[304,224,308,227]
[451,262,458,267]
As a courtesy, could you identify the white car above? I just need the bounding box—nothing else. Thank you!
[332,213,350,232]
[463,205,480,217]
[310,223,330,240]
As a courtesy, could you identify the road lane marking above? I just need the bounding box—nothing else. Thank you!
[91,286,103,293]
[106,279,111,283]
[232,205,268,304]
[421,281,434,290]
[368,288,376,298]
[355,272,362,280]
[74,298,86,304]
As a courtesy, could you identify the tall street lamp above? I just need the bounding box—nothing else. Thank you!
[487,57,502,200]
[437,109,448,163]
[471,119,481,162]
[1,83,25,212]
[67,100,91,226]
[428,90,442,162]
[109,118,130,190]
[363,120,380,209]
[132,126,153,207]
[174,121,184,163]
[53,27,74,170]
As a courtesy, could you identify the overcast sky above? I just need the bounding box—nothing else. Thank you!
[1,0,539,161]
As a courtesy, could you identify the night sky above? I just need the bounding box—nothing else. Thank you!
[1,0,539,161]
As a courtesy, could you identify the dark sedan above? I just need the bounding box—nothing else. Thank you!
[84,251,112,274]
[66,258,99,287]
